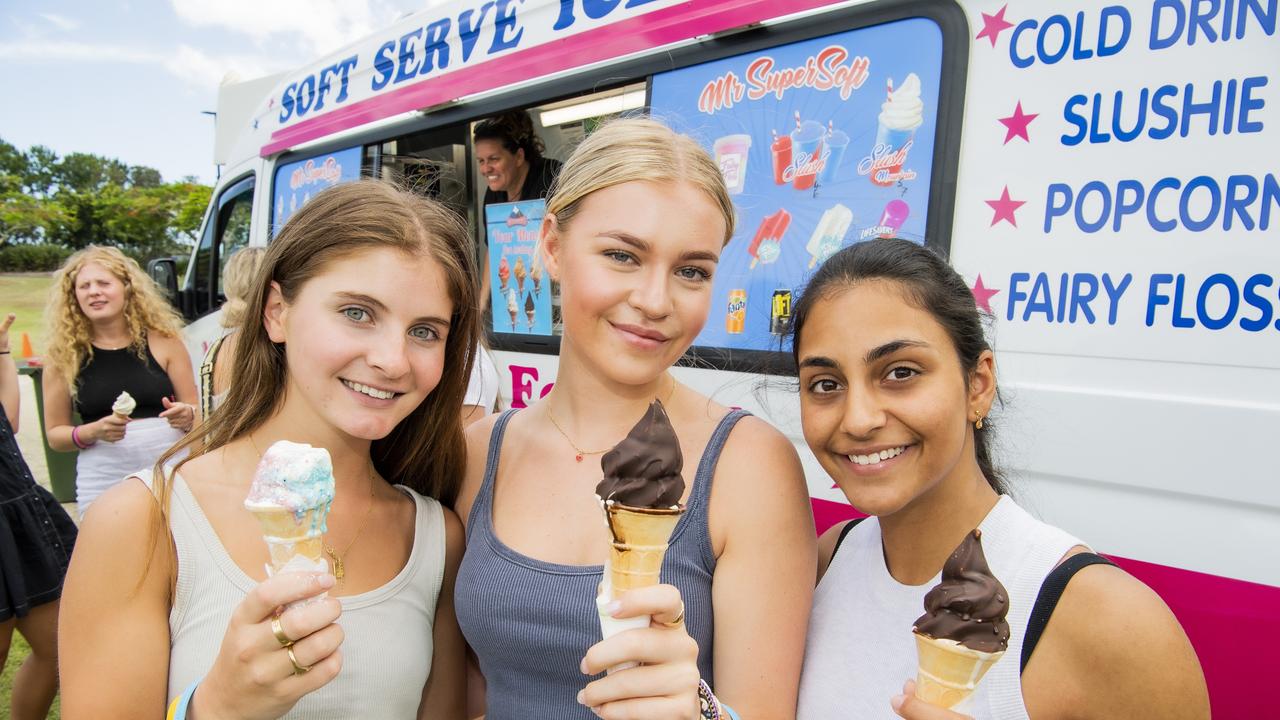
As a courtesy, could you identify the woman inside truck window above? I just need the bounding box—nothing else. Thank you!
[791,238,1209,720]
[455,117,816,720]
[59,180,479,719]
[473,109,563,206]
[200,245,267,417]
[41,245,198,518]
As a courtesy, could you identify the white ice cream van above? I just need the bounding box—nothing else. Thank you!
[151,1,1278,715]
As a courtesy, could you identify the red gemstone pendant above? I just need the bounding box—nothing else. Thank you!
[575,453,584,462]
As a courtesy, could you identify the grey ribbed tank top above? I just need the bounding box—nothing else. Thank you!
[456,408,747,720]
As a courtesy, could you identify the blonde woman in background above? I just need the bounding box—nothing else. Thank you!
[42,245,197,517]
[200,246,267,417]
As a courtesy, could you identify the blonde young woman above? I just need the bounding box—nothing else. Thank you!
[42,245,198,516]
[200,245,268,416]
[454,118,816,720]
[60,181,478,719]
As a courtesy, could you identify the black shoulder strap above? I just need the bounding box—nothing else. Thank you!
[831,517,866,558]
[1020,552,1116,674]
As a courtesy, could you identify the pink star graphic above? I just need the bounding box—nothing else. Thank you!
[971,275,1000,313]
[998,102,1038,144]
[976,5,1015,48]
[986,186,1026,227]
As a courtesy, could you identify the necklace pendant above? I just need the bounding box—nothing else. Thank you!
[575,453,584,463]
[324,545,344,580]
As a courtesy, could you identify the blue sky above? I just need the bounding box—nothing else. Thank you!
[0,0,426,185]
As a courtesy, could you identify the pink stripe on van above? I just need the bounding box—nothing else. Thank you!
[262,0,842,157]
[809,498,1276,719]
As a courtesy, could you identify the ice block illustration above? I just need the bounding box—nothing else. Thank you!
[748,209,791,269]
[878,200,911,238]
[912,529,1009,710]
[595,401,686,671]
[524,292,536,331]
[514,257,527,295]
[498,257,510,292]
[244,441,336,584]
[806,204,854,268]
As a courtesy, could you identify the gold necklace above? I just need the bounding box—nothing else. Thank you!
[544,376,676,463]
[323,464,376,582]
[246,434,376,581]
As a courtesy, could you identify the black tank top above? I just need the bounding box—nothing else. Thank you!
[74,343,175,421]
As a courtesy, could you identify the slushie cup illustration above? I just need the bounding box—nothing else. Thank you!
[878,199,910,238]
[876,73,924,154]
[771,131,792,185]
[713,134,751,195]
[818,129,850,185]
[790,120,825,191]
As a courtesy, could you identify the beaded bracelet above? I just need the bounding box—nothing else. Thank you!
[166,679,199,720]
[698,679,741,720]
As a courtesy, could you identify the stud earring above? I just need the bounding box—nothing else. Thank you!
[974,411,984,430]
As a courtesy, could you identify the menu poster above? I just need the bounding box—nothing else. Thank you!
[271,145,364,238]
[650,17,944,352]
[486,200,552,336]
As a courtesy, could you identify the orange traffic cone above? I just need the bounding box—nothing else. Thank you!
[19,332,34,359]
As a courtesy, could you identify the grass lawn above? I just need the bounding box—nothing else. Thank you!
[0,633,61,719]
[0,274,55,354]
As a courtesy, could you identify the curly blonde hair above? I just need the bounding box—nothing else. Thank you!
[46,245,186,395]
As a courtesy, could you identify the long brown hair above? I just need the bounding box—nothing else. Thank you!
[146,180,479,580]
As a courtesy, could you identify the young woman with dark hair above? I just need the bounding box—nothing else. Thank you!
[792,238,1208,720]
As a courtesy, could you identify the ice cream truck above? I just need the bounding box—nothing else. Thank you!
[152,0,1278,715]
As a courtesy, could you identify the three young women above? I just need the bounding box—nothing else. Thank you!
[59,181,480,719]
[454,117,817,719]
[791,239,1209,719]
[42,246,198,516]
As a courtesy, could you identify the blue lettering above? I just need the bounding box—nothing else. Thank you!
[295,76,316,117]
[1056,273,1070,322]
[1071,11,1096,59]
[395,29,424,83]
[459,2,496,62]
[1172,275,1196,328]
[1098,5,1132,56]
[372,41,395,91]
[1061,95,1088,146]
[1179,175,1222,231]
[1189,0,1222,43]
[314,66,336,112]
[1102,273,1132,324]
[1148,84,1180,139]
[1239,76,1267,133]
[1148,177,1181,231]
[1238,0,1277,38]
[1010,20,1038,68]
[1180,81,1222,136]
[1088,93,1112,143]
[279,83,296,123]
[553,0,575,30]
[1070,274,1099,323]
[1007,273,1031,321]
[583,0,623,19]
[490,0,524,53]
[1045,183,1073,231]
[1240,274,1275,332]
[421,18,452,74]
[1114,179,1145,230]
[1113,88,1147,142]
[1150,0,1186,49]
[1147,274,1174,326]
[1076,180,1112,233]
[332,55,358,102]
[1025,273,1055,322]
[1262,172,1280,229]
[1225,174,1259,230]
[1196,273,1239,330]
[1038,15,1072,63]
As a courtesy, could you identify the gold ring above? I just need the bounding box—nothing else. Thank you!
[271,614,293,647]
[659,602,686,629]
[287,646,311,675]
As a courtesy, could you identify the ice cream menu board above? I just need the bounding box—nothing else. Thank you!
[487,200,551,336]
[649,17,944,353]
[271,145,363,238]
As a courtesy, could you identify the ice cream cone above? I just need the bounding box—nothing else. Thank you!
[913,632,1004,709]
[603,503,684,594]
[246,506,329,573]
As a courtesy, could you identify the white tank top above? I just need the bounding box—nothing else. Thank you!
[797,496,1083,720]
[165,474,446,719]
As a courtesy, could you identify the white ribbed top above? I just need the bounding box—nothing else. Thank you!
[166,474,445,719]
[797,495,1083,720]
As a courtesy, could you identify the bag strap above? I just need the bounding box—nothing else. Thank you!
[831,517,866,558]
[199,335,226,420]
[1020,552,1116,674]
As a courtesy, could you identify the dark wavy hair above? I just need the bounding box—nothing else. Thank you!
[473,109,544,163]
[789,238,1007,494]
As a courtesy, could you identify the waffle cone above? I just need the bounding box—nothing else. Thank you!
[913,632,1004,709]
[247,506,328,573]
[603,503,683,594]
